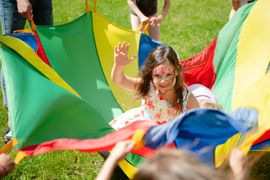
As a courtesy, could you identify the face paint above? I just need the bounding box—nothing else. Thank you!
[152,64,174,76]
[152,61,176,90]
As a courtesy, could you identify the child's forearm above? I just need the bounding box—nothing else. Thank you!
[127,0,147,19]
[111,64,125,85]
[96,156,119,180]
[161,0,170,18]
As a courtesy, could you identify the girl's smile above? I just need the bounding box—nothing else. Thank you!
[152,61,176,93]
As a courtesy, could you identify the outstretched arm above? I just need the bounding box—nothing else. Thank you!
[159,0,170,21]
[149,0,170,27]
[127,0,149,23]
[96,140,135,180]
[111,42,141,92]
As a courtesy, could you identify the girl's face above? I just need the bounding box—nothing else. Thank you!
[152,61,176,93]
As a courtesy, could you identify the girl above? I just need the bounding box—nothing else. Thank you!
[110,42,199,130]
[127,0,170,41]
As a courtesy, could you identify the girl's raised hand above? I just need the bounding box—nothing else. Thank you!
[114,42,136,67]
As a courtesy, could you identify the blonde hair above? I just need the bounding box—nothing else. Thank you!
[198,100,223,110]
[133,149,227,180]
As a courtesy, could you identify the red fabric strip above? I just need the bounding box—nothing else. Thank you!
[180,38,217,89]
[252,129,270,146]
[33,31,51,66]
[20,121,156,156]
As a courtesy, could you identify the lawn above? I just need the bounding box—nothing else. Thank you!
[1,0,269,179]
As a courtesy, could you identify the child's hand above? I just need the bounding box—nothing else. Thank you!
[140,15,149,24]
[229,148,248,180]
[149,16,158,26]
[110,140,135,162]
[17,0,33,20]
[149,16,163,27]
[0,153,15,177]
[114,42,136,67]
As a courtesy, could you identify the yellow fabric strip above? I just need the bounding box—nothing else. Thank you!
[92,12,141,112]
[240,130,266,155]
[15,151,27,164]
[13,29,33,34]
[132,129,146,150]
[237,73,270,151]
[235,72,270,130]
[118,159,137,179]
[0,35,80,97]
[214,133,241,168]
[233,0,270,109]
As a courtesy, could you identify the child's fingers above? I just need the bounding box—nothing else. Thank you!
[114,45,118,53]
[124,43,130,52]
[116,42,121,52]
[120,42,126,52]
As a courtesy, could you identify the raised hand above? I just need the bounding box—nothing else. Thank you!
[149,15,164,27]
[114,42,136,67]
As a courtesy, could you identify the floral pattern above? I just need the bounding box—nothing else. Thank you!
[109,84,189,130]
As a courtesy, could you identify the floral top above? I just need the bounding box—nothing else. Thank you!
[109,84,190,130]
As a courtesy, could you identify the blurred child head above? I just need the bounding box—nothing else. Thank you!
[188,84,222,110]
[133,149,225,180]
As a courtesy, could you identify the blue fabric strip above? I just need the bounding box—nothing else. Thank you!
[9,33,37,51]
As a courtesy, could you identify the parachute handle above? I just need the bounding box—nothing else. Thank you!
[29,19,37,32]
[85,0,97,13]
[137,22,149,35]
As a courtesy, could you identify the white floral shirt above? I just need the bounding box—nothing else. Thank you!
[109,84,189,130]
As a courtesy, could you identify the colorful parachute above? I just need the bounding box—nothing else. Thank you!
[0,0,270,178]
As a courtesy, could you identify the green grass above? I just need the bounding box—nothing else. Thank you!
[1,0,269,179]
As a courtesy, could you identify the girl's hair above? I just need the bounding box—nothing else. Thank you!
[198,101,223,110]
[137,45,186,111]
[133,149,227,180]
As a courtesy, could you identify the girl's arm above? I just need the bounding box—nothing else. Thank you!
[127,0,149,23]
[96,140,135,180]
[186,93,200,110]
[159,0,170,20]
[111,42,141,92]
[152,0,170,27]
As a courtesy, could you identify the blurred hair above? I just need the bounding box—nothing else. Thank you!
[198,100,223,110]
[133,149,226,180]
